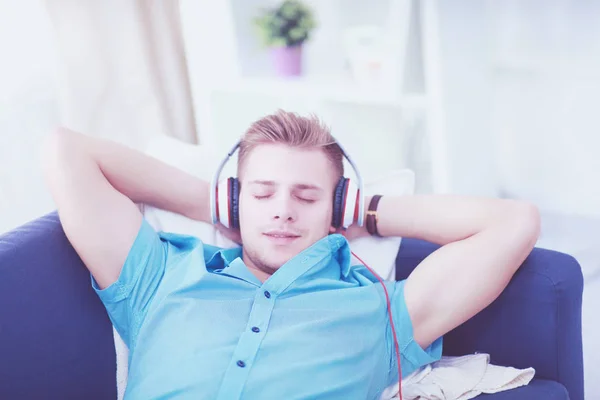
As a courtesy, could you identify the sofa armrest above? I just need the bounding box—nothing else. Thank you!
[395,238,585,400]
[0,212,117,399]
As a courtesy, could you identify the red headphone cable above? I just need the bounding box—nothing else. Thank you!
[351,251,403,400]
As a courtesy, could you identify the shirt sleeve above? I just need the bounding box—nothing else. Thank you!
[91,218,167,349]
[387,279,444,385]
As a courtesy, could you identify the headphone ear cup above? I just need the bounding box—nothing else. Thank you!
[216,178,232,228]
[341,179,359,229]
[332,177,348,228]
[230,178,240,229]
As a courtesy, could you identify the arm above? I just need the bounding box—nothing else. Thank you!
[43,128,211,290]
[351,195,541,349]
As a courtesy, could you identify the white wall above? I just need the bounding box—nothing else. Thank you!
[488,0,600,217]
[429,0,600,217]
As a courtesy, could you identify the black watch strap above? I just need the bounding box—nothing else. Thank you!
[366,195,383,237]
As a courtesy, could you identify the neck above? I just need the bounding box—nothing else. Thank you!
[242,251,275,283]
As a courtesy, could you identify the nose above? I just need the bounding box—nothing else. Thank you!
[272,193,297,222]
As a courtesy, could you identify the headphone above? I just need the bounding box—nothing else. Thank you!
[210,138,366,230]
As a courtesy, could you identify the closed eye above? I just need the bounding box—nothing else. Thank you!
[297,196,316,204]
[253,194,316,203]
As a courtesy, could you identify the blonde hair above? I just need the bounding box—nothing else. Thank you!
[237,109,344,178]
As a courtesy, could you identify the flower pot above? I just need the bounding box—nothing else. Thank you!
[270,45,303,77]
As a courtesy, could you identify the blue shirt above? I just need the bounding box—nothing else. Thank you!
[92,219,443,399]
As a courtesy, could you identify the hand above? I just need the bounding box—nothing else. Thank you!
[215,222,243,245]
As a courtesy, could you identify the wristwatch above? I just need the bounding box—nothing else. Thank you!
[366,195,383,237]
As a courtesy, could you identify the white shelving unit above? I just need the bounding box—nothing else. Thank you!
[179,0,449,193]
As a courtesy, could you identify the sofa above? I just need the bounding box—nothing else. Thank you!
[0,211,585,399]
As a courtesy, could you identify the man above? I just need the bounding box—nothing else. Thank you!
[43,110,540,399]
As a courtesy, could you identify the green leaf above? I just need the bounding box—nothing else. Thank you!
[251,0,316,47]
[272,37,287,47]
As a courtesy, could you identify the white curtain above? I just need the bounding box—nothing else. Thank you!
[0,0,60,233]
[45,0,197,147]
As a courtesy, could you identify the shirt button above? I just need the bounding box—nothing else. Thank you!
[237,360,245,368]
[264,290,271,299]
[251,326,260,333]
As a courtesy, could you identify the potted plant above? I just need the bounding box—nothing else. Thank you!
[253,0,316,77]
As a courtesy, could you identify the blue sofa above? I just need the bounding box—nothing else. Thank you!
[0,212,585,399]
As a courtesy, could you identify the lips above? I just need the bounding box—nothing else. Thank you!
[263,231,301,244]
[264,230,301,238]
[264,233,300,238]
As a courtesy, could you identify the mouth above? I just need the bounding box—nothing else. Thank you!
[263,232,301,245]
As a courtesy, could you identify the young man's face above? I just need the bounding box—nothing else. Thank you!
[238,143,339,275]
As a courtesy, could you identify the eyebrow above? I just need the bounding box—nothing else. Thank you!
[248,180,324,192]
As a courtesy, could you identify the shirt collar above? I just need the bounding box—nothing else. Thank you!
[251,233,353,296]
[204,234,353,291]
[224,258,263,286]
[205,245,241,268]
[203,246,258,286]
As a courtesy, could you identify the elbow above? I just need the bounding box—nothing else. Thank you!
[507,200,541,251]
[42,128,65,170]
[41,127,84,184]
[43,127,92,161]
[43,127,77,156]
[487,201,541,277]
[519,201,541,241]
[43,127,70,165]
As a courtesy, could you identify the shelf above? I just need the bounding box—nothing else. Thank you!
[205,75,427,109]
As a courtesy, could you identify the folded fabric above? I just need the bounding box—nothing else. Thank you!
[381,353,535,400]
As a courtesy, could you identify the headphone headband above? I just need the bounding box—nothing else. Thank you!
[210,138,365,227]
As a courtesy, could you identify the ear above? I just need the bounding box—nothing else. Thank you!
[329,226,337,234]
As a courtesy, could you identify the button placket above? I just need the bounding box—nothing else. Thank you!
[214,238,337,400]
[215,287,277,400]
